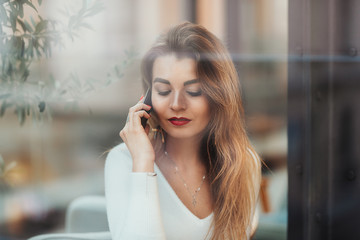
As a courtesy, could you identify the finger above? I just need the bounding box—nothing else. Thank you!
[130,110,151,128]
[128,104,152,127]
[143,104,152,111]
[129,103,152,114]
[135,110,151,119]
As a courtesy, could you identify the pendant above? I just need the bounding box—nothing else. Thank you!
[192,197,197,207]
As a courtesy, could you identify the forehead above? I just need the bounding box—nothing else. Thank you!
[152,54,197,82]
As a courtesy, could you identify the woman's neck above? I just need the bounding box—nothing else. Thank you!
[164,136,204,171]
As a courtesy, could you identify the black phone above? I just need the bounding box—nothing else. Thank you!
[141,88,152,128]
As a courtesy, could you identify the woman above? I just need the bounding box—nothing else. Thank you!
[105,22,261,240]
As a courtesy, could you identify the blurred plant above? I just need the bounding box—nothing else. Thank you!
[0,0,136,125]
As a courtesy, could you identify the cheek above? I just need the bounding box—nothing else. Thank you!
[151,95,167,116]
[195,100,211,122]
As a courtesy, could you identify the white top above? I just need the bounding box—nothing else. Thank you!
[105,143,213,240]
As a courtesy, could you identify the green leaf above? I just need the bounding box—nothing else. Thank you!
[31,105,37,123]
[35,20,48,34]
[68,16,77,28]
[9,12,17,32]
[82,0,88,9]
[20,37,25,57]
[79,22,93,30]
[27,38,34,57]
[24,20,34,32]
[84,6,104,18]
[11,36,22,58]
[0,100,11,117]
[26,104,30,116]
[78,7,87,17]
[19,60,29,81]
[105,78,112,86]
[19,3,24,18]
[35,44,41,58]
[17,106,25,125]
[30,16,36,28]
[114,65,124,78]
[84,81,95,92]
[71,32,79,39]
[38,101,45,112]
[9,2,19,18]
[17,19,27,32]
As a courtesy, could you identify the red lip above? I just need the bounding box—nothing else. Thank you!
[168,117,191,126]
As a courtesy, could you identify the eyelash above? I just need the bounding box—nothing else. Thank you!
[187,91,202,96]
[157,91,202,97]
[158,91,171,96]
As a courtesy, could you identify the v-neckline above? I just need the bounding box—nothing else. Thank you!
[154,162,213,221]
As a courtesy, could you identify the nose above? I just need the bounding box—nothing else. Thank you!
[170,91,186,111]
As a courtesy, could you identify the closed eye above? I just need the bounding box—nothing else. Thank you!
[187,91,202,96]
[158,90,171,96]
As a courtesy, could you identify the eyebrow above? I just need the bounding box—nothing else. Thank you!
[153,78,199,86]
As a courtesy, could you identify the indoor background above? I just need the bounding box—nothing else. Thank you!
[0,0,287,239]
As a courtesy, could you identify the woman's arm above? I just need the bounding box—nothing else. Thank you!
[105,144,166,240]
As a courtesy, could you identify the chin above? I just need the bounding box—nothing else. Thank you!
[164,127,206,140]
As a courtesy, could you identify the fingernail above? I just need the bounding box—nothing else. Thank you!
[139,95,144,101]
[146,104,152,108]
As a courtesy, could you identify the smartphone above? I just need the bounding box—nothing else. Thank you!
[141,88,152,128]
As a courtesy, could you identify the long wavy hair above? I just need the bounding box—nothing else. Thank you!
[141,22,261,240]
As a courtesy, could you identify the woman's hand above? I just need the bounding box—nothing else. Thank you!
[119,100,155,172]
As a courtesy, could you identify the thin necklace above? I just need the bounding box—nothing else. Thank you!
[164,150,206,208]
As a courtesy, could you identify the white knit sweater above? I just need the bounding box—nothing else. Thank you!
[105,143,213,240]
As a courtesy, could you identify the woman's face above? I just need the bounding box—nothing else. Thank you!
[151,54,210,141]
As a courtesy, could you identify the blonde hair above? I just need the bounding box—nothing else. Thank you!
[141,22,261,240]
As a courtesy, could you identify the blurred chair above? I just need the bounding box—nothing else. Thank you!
[254,167,287,240]
[29,195,111,240]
